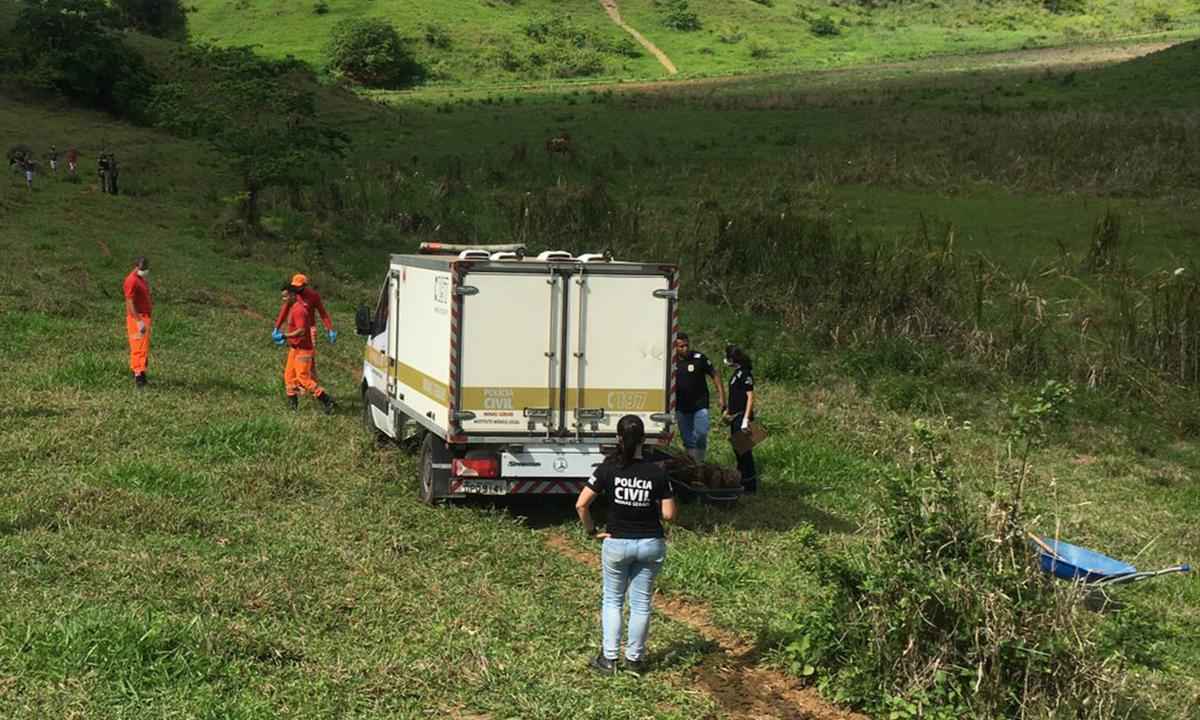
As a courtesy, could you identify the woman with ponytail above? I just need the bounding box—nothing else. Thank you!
[575,414,677,676]
[722,344,758,493]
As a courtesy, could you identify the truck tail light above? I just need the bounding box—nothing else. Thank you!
[452,457,499,478]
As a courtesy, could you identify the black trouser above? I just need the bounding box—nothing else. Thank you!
[730,414,757,492]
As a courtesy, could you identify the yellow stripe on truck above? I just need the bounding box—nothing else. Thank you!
[366,348,664,413]
[460,387,665,413]
[364,347,450,406]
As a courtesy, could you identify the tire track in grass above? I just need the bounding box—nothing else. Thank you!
[546,532,865,720]
[599,0,678,76]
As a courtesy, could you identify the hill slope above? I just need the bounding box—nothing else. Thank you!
[186,0,1200,84]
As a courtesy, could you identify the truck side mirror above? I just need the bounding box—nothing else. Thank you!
[355,304,373,336]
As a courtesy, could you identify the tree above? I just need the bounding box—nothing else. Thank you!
[325,18,420,88]
[149,45,348,228]
[10,0,153,116]
[110,0,190,41]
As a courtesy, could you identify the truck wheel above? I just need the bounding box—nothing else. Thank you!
[418,433,438,505]
[361,391,384,444]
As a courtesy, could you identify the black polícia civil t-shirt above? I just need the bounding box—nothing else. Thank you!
[727,367,755,418]
[675,351,715,414]
[587,458,675,539]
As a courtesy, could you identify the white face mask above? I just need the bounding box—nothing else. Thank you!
[137,269,149,277]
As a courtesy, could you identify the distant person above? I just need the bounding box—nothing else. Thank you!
[48,145,58,174]
[673,332,725,463]
[722,344,757,493]
[277,283,336,414]
[575,415,677,676]
[66,147,79,176]
[98,151,118,194]
[22,159,34,190]
[274,273,336,358]
[123,256,153,389]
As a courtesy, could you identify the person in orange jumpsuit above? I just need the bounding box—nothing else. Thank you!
[279,283,336,414]
[123,256,153,388]
[274,273,335,349]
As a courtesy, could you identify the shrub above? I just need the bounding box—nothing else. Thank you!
[661,0,701,31]
[748,39,776,59]
[423,22,452,49]
[325,18,419,88]
[780,393,1129,718]
[10,0,154,118]
[717,24,746,44]
[809,14,840,37]
[110,0,190,40]
[312,0,329,14]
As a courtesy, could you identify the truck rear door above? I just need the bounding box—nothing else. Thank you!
[457,269,564,437]
[564,266,674,438]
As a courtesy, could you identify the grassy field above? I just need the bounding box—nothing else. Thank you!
[4,29,1200,720]
[184,0,1200,83]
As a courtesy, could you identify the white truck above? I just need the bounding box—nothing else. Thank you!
[355,246,679,503]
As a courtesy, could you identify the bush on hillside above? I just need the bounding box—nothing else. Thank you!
[481,15,637,79]
[660,0,701,31]
[1043,0,1087,14]
[521,15,640,58]
[110,0,190,41]
[149,45,348,229]
[325,18,420,88]
[779,394,1129,718]
[809,14,840,37]
[423,22,452,49]
[7,0,153,118]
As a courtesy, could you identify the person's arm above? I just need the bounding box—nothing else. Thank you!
[709,366,726,411]
[314,296,334,332]
[273,303,288,331]
[742,391,754,431]
[661,497,677,523]
[123,279,146,334]
[575,487,610,539]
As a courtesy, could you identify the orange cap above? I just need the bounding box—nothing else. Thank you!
[290,273,308,287]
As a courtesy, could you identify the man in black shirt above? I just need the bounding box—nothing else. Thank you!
[673,333,725,463]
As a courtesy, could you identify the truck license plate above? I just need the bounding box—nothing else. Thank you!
[461,479,508,495]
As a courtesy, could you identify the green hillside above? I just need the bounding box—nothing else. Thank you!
[5,6,1200,717]
[186,0,1200,84]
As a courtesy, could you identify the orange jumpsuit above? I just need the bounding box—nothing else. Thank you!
[284,298,326,399]
[123,270,152,375]
[275,286,332,348]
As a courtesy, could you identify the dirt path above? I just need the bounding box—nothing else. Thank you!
[546,533,866,720]
[599,0,678,76]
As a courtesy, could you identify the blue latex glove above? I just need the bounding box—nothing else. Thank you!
[272,329,285,345]
[327,329,338,344]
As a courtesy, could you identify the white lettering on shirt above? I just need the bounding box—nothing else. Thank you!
[612,475,654,507]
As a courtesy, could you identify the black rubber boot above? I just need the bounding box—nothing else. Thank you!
[589,653,616,675]
[319,393,335,415]
[287,395,299,411]
[134,373,147,389]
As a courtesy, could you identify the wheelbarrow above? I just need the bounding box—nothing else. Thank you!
[645,447,743,504]
[1030,533,1191,587]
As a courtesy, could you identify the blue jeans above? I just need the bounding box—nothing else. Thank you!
[601,537,667,662]
[676,408,710,461]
